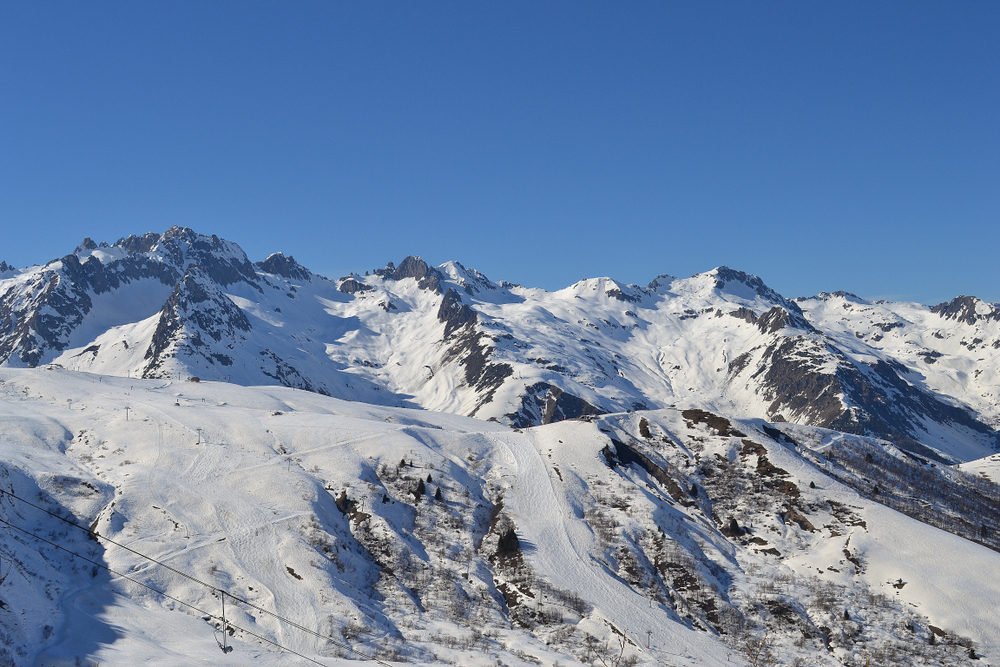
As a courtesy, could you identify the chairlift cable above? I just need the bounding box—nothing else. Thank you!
[0,515,212,619]
[0,515,338,666]
[0,489,394,666]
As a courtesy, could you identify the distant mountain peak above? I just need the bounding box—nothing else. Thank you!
[1,228,998,464]
[709,266,786,303]
[646,273,678,291]
[808,290,869,304]
[256,252,312,281]
[375,255,445,293]
[931,295,1000,325]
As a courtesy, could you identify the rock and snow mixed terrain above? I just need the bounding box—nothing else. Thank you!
[2,228,998,461]
[2,228,999,666]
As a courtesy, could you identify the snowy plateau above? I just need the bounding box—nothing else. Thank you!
[1,227,999,667]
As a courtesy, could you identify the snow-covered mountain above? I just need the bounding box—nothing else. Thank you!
[3,368,1000,666]
[1,227,997,464]
[4,229,1000,666]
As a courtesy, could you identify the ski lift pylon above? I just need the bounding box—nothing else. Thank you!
[215,590,233,653]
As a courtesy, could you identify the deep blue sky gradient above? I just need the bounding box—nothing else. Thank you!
[2,2,997,303]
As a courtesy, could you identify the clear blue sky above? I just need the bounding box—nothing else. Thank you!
[2,2,997,304]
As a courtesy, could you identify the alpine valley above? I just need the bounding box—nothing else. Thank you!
[2,227,999,667]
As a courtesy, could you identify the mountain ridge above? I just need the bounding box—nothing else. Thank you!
[1,226,997,463]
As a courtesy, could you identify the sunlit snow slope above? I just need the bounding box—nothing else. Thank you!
[2,228,998,465]
[3,367,1000,666]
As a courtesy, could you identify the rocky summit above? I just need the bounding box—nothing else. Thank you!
[2,227,998,462]
[3,228,1000,667]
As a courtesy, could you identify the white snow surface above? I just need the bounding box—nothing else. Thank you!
[2,233,997,464]
[2,367,1000,666]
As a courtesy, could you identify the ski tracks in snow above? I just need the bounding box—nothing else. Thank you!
[491,431,733,667]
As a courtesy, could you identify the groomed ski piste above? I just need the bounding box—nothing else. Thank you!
[3,366,1000,666]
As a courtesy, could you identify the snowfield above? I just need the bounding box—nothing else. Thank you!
[3,366,1000,666]
[3,229,998,472]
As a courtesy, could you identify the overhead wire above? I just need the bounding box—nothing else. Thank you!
[0,514,337,666]
[0,515,214,621]
[0,488,393,667]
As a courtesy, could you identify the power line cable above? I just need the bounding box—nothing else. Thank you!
[0,515,209,619]
[0,515,337,666]
[0,488,393,666]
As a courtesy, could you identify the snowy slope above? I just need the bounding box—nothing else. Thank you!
[798,292,1000,430]
[2,367,1000,666]
[1,229,998,465]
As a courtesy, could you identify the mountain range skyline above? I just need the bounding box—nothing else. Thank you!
[4,4,998,306]
[3,226,998,467]
[1,229,996,308]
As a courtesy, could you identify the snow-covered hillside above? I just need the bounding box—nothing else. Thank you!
[2,367,999,666]
[1,227,997,465]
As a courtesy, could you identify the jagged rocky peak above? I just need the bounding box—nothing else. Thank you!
[756,305,815,335]
[931,295,1000,326]
[153,227,256,282]
[143,264,253,377]
[114,231,161,255]
[708,266,789,304]
[66,227,258,287]
[376,255,444,293]
[0,260,13,273]
[392,255,434,280]
[604,281,645,303]
[256,252,311,281]
[338,275,373,294]
[728,306,816,334]
[75,237,98,253]
[646,273,678,292]
[439,260,497,295]
[807,290,870,305]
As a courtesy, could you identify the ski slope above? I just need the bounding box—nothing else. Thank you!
[2,367,1000,666]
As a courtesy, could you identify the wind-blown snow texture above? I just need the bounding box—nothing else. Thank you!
[2,228,1000,665]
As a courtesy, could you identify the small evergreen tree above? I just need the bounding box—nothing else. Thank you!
[434,487,443,501]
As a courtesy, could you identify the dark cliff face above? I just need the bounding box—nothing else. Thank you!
[256,253,312,281]
[931,295,1000,326]
[437,288,478,338]
[433,288,513,416]
[143,265,253,377]
[734,331,1000,457]
[505,383,603,428]
[756,306,815,335]
[155,227,259,287]
[0,227,260,367]
[338,278,373,295]
[376,256,445,293]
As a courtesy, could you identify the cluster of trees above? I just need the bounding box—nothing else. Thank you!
[821,438,1000,551]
